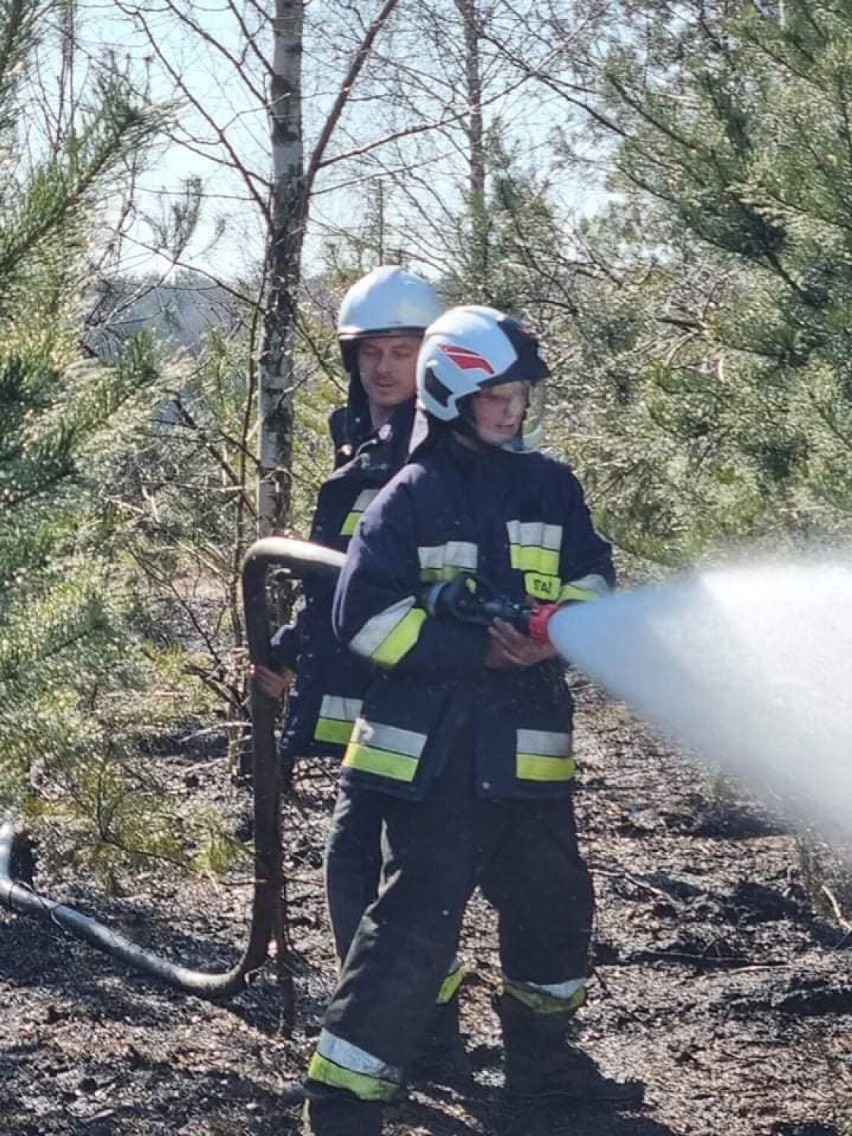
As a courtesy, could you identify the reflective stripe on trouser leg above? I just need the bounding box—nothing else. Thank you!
[418,540,478,582]
[502,976,588,1014]
[436,958,465,1005]
[307,1030,403,1102]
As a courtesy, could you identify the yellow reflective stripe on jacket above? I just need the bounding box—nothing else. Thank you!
[503,977,588,1015]
[558,573,610,603]
[511,546,560,575]
[340,489,380,537]
[349,597,427,667]
[418,540,478,583]
[343,718,426,783]
[516,728,575,782]
[506,520,562,576]
[308,1029,402,1102]
[314,695,363,745]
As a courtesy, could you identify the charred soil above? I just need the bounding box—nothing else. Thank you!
[2,677,851,1136]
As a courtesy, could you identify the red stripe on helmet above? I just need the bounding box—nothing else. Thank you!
[438,343,495,374]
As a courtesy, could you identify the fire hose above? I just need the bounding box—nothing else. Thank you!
[0,537,344,1005]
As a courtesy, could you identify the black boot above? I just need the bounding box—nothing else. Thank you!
[303,1092,383,1136]
[280,1081,307,1107]
[409,995,472,1088]
[498,994,644,1108]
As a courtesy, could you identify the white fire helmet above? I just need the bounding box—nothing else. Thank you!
[337,266,444,374]
[416,305,549,453]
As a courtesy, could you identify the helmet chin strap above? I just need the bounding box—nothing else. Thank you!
[452,406,488,449]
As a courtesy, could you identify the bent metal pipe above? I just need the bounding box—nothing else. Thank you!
[1,538,345,1004]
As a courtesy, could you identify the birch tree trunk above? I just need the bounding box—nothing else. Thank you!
[258,0,402,535]
[258,0,307,536]
[455,0,489,299]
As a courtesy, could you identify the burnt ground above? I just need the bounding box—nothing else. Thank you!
[1,676,851,1136]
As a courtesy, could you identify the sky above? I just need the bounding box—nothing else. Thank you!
[26,0,611,285]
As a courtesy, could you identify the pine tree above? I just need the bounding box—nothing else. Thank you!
[0,0,179,844]
[570,0,852,561]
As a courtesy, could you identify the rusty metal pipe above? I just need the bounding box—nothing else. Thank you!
[0,537,344,1000]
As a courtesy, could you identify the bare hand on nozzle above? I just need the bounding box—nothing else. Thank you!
[251,664,295,700]
[485,617,558,669]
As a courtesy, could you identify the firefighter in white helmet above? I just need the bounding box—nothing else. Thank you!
[253,268,468,1088]
[300,306,642,1135]
[331,265,444,457]
[254,265,442,741]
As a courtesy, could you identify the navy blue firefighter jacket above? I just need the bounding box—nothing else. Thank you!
[271,399,415,761]
[331,430,615,800]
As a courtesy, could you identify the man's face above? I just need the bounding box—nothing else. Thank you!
[357,335,420,415]
[470,381,528,447]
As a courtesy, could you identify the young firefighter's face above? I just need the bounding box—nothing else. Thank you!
[470,381,528,447]
[357,335,420,418]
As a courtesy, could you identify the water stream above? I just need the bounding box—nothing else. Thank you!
[548,556,852,841]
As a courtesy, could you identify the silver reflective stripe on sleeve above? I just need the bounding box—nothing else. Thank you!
[353,489,380,511]
[349,596,426,666]
[418,541,478,582]
[564,573,610,598]
[506,520,563,551]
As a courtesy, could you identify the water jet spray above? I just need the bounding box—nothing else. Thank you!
[546,555,852,844]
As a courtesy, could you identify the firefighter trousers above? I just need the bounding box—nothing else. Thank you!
[310,739,594,1098]
[324,784,383,964]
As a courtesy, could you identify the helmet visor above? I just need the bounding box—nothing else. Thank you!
[467,378,546,453]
